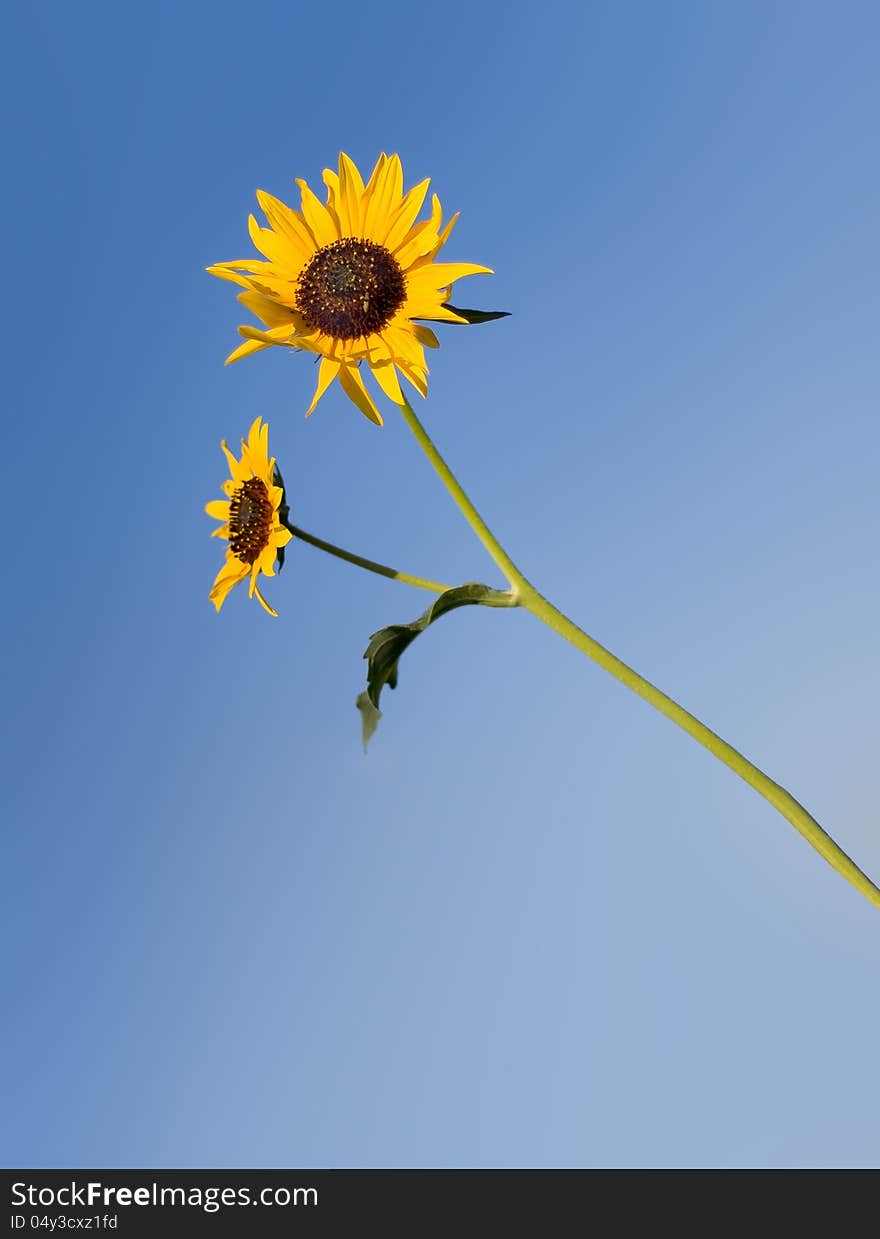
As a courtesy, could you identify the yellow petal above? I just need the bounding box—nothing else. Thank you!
[291,329,324,355]
[306,356,341,415]
[205,500,231,520]
[296,178,339,247]
[253,583,278,617]
[244,417,269,475]
[235,270,301,302]
[405,301,470,325]
[210,258,274,276]
[364,153,387,194]
[370,359,404,405]
[432,211,459,257]
[396,361,429,398]
[363,333,392,363]
[237,290,298,328]
[382,178,431,251]
[337,363,383,426]
[363,153,403,241]
[255,189,316,257]
[207,264,260,291]
[221,440,249,482]
[360,153,388,226]
[338,151,366,236]
[383,154,404,208]
[394,193,443,268]
[225,337,271,365]
[407,212,462,271]
[407,261,493,289]
[257,545,277,576]
[382,323,427,369]
[209,555,249,612]
[238,324,295,347]
[322,168,344,235]
[247,213,302,271]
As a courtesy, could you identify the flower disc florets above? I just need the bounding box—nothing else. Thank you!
[295,238,407,340]
[228,476,274,564]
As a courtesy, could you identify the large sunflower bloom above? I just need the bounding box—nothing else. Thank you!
[207,152,492,425]
[205,416,292,616]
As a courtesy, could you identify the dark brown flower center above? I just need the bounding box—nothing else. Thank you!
[295,238,407,340]
[229,476,273,564]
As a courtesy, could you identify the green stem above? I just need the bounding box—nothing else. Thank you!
[287,522,450,595]
[398,395,880,911]
[398,398,523,587]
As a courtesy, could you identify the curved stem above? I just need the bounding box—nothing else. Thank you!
[398,394,880,910]
[287,522,450,594]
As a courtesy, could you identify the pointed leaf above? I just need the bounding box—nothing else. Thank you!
[356,691,382,751]
[441,304,511,324]
[356,583,513,749]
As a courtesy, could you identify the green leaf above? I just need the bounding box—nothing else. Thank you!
[355,691,382,750]
[356,583,512,750]
[443,304,511,325]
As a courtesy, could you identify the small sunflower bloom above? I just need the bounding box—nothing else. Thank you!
[207,152,492,425]
[205,417,292,617]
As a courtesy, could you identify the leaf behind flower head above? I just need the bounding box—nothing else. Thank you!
[442,304,511,324]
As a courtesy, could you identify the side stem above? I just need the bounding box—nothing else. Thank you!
[287,522,450,594]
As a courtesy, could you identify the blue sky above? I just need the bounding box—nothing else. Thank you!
[3,0,879,1167]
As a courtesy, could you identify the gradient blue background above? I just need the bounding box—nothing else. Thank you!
[3,1,879,1168]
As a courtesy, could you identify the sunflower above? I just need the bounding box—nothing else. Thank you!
[207,152,492,425]
[205,416,292,616]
